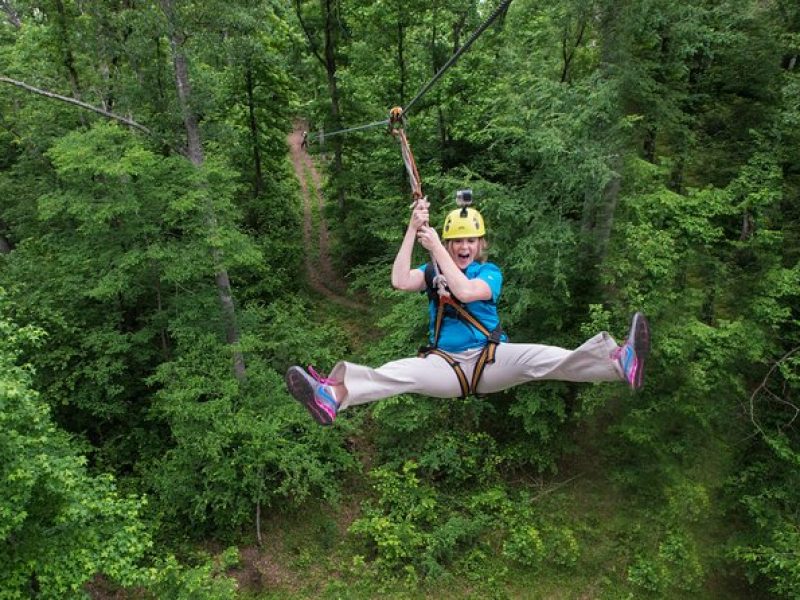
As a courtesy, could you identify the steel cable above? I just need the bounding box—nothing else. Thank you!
[309,0,513,141]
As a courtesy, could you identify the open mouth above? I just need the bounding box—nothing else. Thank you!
[458,252,471,260]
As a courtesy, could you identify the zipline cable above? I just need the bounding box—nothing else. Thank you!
[317,118,390,140]
[402,0,512,116]
[304,0,514,293]
[309,0,513,141]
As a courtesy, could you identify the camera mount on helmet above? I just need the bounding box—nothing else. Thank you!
[456,189,473,217]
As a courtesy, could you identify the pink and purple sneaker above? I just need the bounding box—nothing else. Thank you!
[614,312,650,391]
[285,365,339,425]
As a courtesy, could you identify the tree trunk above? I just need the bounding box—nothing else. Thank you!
[52,0,83,104]
[245,66,264,198]
[160,0,247,382]
[642,124,656,163]
[589,1,624,265]
[256,500,262,546]
[668,156,685,193]
[430,17,447,149]
[155,275,170,360]
[293,0,344,207]
[0,219,11,254]
[397,14,406,105]
[322,0,345,210]
[595,165,621,262]
[84,0,120,112]
[0,0,21,28]
[560,18,586,84]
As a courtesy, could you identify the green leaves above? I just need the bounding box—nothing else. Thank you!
[145,328,355,538]
[0,294,149,596]
[1,0,799,595]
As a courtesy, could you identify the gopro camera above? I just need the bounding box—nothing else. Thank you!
[456,189,473,214]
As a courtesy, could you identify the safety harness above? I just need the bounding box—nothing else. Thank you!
[388,107,505,398]
[418,263,506,398]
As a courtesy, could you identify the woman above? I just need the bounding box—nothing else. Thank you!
[285,199,650,425]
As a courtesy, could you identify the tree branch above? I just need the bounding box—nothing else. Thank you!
[0,76,151,135]
[749,346,800,436]
[561,18,587,84]
[293,0,326,68]
[0,0,21,29]
[530,474,583,502]
[0,232,11,254]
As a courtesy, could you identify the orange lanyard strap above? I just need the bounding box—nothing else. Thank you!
[388,107,423,200]
[390,106,451,296]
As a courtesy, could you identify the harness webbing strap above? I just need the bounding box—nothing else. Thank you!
[389,107,424,200]
[470,340,498,396]
[439,296,493,337]
[423,264,504,398]
[389,108,452,297]
[419,347,471,399]
[420,340,499,399]
[432,301,446,348]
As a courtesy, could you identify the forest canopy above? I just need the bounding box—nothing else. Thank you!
[1,0,798,597]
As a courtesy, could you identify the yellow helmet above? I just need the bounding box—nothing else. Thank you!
[442,207,485,240]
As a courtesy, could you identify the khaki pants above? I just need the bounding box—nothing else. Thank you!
[332,332,624,411]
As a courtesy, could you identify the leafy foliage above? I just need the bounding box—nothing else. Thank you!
[1,0,800,596]
[0,292,235,598]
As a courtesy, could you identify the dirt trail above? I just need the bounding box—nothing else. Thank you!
[287,124,366,311]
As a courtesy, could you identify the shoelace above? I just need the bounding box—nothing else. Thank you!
[308,365,340,386]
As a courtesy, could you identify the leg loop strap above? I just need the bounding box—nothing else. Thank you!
[418,346,471,399]
[470,341,499,398]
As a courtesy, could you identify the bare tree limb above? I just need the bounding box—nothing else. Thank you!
[0,76,151,135]
[0,217,12,253]
[159,0,247,383]
[530,474,583,502]
[0,0,21,29]
[749,346,800,437]
[293,0,326,68]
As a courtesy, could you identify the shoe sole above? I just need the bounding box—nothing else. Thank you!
[285,366,334,426]
[629,312,650,390]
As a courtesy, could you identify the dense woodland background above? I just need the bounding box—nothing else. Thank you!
[1,0,799,597]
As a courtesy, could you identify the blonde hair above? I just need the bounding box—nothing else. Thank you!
[446,238,489,263]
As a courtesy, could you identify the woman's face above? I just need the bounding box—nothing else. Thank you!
[447,237,481,269]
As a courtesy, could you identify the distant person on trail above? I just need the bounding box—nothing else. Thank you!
[285,197,650,426]
[300,130,308,150]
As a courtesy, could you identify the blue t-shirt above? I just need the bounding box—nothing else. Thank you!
[419,261,506,353]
